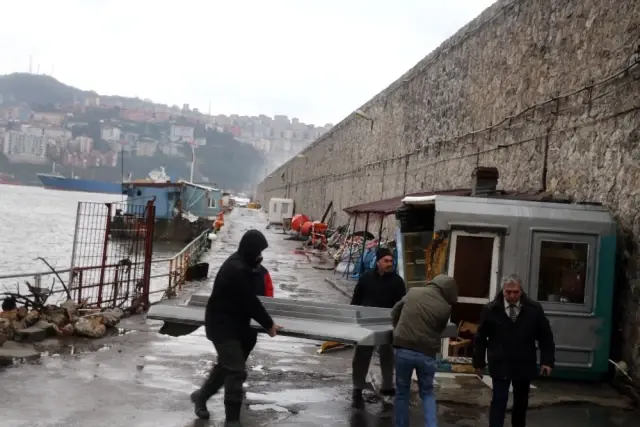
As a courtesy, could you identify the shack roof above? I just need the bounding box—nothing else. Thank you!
[125,181,182,188]
[343,189,578,215]
[125,180,221,191]
[177,180,221,192]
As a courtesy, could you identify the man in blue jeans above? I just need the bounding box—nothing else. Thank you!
[391,274,458,427]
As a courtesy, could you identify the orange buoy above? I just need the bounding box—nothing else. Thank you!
[312,221,328,234]
[291,214,310,232]
[300,221,313,236]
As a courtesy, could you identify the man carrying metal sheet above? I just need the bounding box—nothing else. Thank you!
[473,274,555,427]
[391,274,458,427]
[350,247,407,408]
[191,229,280,426]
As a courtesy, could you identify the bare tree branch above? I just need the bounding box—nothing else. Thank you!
[35,257,72,300]
[1,292,41,310]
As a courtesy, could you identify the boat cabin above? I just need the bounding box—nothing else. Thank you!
[122,181,182,220]
[121,181,222,220]
[179,181,223,220]
[395,167,616,380]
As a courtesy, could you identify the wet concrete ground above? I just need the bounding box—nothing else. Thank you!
[1,208,638,426]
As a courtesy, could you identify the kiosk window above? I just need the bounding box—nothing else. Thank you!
[536,240,588,304]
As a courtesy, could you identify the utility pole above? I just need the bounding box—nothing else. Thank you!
[189,140,196,182]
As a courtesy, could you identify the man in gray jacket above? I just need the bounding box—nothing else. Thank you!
[391,274,458,427]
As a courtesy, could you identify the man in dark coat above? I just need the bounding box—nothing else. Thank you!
[350,247,406,408]
[473,274,555,427]
[192,229,280,426]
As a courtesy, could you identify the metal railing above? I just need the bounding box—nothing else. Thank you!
[149,229,211,300]
[0,230,212,307]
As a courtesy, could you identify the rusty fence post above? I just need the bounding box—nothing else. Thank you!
[97,203,113,307]
[168,259,174,293]
[76,270,83,305]
[141,200,156,308]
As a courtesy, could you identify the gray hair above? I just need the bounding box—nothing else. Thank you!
[501,274,522,289]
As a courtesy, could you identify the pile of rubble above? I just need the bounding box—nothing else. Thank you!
[0,299,125,346]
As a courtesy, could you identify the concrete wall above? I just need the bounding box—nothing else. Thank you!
[257,0,640,373]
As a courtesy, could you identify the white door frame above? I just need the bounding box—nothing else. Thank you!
[442,230,501,359]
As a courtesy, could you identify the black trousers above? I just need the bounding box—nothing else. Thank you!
[489,378,531,427]
[198,336,256,421]
[351,344,394,390]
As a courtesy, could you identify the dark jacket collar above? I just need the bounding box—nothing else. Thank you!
[489,290,532,311]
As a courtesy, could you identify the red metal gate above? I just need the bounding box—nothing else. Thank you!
[69,198,155,310]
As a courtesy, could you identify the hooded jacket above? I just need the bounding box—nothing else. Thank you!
[204,229,274,343]
[391,274,458,357]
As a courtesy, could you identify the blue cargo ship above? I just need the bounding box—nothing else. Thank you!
[37,163,123,194]
[37,172,123,194]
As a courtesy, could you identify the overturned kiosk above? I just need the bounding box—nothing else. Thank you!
[393,167,616,380]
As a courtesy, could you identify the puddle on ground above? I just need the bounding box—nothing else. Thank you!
[279,283,318,295]
[249,403,291,413]
[277,358,320,365]
[36,341,114,357]
[246,386,338,406]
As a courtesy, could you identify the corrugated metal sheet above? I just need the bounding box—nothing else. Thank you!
[147,294,459,345]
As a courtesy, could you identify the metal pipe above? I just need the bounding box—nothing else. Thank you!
[343,214,357,279]
[68,201,82,288]
[360,213,370,274]
[377,214,384,250]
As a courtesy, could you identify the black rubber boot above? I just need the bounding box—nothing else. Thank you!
[379,388,396,397]
[190,390,210,420]
[191,365,225,420]
[224,403,243,426]
[352,388,364,409]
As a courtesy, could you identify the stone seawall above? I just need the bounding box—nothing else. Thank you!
[257,0,640,373]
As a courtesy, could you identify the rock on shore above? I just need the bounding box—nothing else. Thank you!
[0,299,125,345]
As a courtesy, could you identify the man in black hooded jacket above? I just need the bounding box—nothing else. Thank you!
[191,229,279,426]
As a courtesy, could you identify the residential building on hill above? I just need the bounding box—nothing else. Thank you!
[2,130,49,164]
[101,125,122,141]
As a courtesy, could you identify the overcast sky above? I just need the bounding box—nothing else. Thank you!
[0,0,495,125]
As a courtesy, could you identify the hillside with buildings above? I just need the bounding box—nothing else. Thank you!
[0,73,333,189]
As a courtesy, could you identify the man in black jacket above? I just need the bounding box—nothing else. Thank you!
[192,229,280,426]
[473,274,555,427]
[350,247,406,408]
